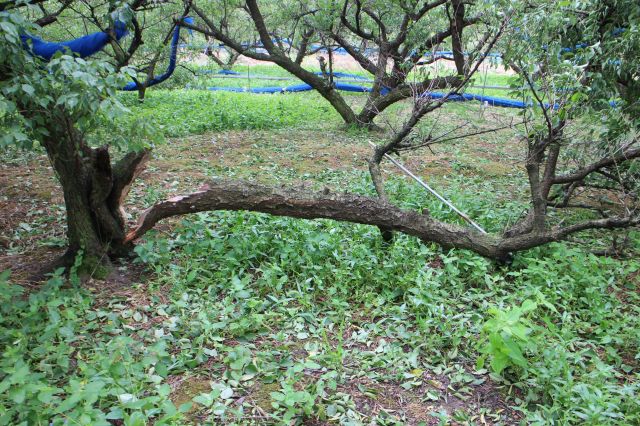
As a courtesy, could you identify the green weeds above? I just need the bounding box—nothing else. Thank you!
[113,89,341,138]
[1,67,639,425]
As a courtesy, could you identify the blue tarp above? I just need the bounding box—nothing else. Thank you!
[422,92,535,108]
[121,19,190,91]
[314,71,372,81]
[206,82,548,109]
[184,16,194,37]
[207,81,385,95]
[193,69,241,75]
[20,21,128,61]
[422,50,502,58]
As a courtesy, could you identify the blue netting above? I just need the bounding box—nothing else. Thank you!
[421,92,532,108]
[184,16,194,37]
[20,21,128,61]
[206,81,381,94]
[207,84,311,94]
[205,82,552,109]
[313,72,372,81]
[121,21,187,91]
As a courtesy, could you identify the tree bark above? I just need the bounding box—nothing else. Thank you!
[41,110,150,277]
[449,0,467,75]
[355,76,461,124]
[125,179,639,263]
[189,3,360,126]
[125,178,503,257]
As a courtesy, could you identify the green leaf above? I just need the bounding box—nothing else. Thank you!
[490,352,509,375]
[21,84,35,96]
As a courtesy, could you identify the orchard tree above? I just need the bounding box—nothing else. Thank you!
[180,0,500,127]
[365,0,640,253]
[0,2,182,275]
[127,0,639,260]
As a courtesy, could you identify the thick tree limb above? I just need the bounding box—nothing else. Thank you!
[124,179,502,256]
[110,149,151,213]
[123,179,640,261]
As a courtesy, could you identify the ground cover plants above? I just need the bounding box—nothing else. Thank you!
[2,96,639,423]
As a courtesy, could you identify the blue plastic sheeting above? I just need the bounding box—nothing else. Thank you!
[206,82,541,109]
[184,17,194,37]
[309,44,353,55]
[121,21,186,91]
[335,82,373,92]
[207,81,382,94]
[461,93,529,108]
[207,84,309,94]
[21,21,128,61]
[314,71,372,81]
[422,92,532,108]
[193,69,241,75]
[422,50,502,58]
[234,38,291,50]
[318,47,380,55]
[432,92,617,109]
[255,38,291,47]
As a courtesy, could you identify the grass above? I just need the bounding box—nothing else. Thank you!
[112,89,342,138]
[1,68,639,425]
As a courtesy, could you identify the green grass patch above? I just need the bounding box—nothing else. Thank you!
[115,89,341,137]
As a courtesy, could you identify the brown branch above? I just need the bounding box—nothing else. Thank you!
[187,5,272,61]
[553,145,640,184]
[109,149,151,213]
[245,0,277,52]
[330,32,379,75]
[124,179,502,257]
[123,179,639,261]
[34,0,71,27]
[356,76,462,123]
[341,0,375,41]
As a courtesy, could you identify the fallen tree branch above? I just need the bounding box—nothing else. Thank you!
[124,179,639,261]
[124,179,502,257]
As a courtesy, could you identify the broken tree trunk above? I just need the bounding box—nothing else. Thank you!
[124,180,639,262]
[41,111,150,276]
[121,180,504,261]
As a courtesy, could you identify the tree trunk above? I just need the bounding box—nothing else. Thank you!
[449,0,467,75]
[321,86,359,125]
[268,56,359,125]
[137,85,147,102]
[224,50,240,69]
[41,111,149,277]
[356,77,461,125]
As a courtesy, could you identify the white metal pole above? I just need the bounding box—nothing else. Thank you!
[370,142,487,234]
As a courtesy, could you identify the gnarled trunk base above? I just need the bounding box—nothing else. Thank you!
[41,116,150,278]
